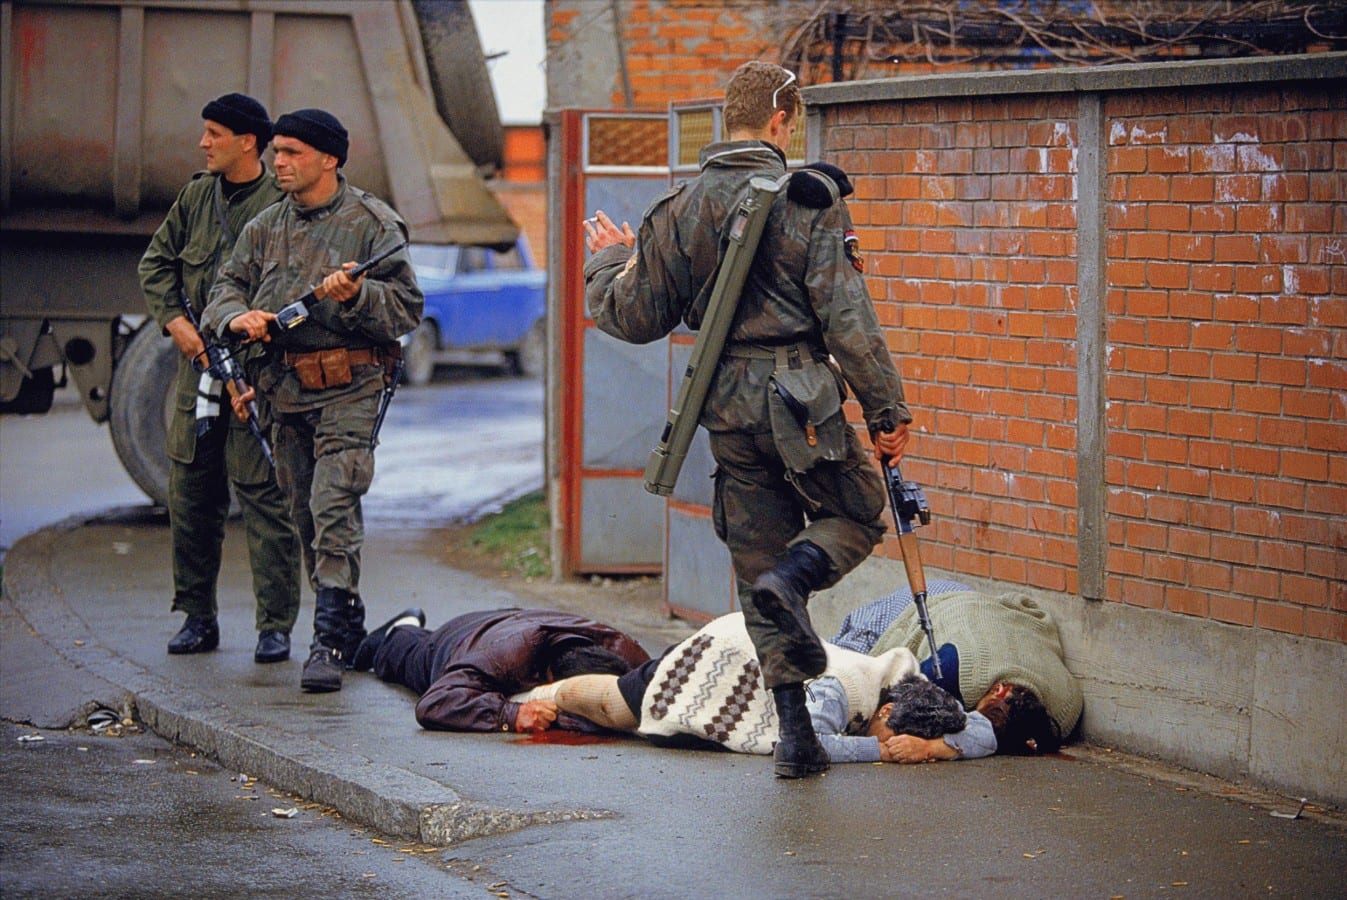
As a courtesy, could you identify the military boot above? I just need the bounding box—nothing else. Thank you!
[340,593,368,670]
[749,541,832,676]
[301,587,351,693]
[772,683,830,778]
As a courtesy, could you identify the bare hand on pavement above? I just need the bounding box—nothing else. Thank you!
[515,699,559,732]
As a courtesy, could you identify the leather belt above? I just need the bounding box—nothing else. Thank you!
[724,340,818,362]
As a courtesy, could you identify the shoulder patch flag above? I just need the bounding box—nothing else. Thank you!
[844,230,864,273]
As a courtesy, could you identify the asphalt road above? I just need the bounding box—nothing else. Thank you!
[4,375,1346,899]
[0,371,543,555]
[0,719,485,898]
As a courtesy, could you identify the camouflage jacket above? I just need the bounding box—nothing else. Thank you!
[137,168,283,460]
[583,140,909,433]
[202,176,423,413]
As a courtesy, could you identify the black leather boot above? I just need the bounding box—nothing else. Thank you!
[772,683,829,778]
[302,588,350,693]
[340,593,368,670]
[750,541,832,677]
[167,615,219,655]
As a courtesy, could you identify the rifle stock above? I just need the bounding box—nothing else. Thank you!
[882,460,942,680]
[643,175,786,496]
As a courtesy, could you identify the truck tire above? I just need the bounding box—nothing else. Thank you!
[108,324,175,508]
[412,0,506,173]
[403,320,439,387]
[508,317,546,378]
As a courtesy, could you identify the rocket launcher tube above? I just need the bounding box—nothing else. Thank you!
[643,174,787,496]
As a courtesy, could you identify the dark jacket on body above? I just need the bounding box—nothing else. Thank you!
[374,608,650,733]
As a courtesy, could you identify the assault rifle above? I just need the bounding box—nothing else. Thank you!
[177,291,274,466]
[273,240,410,332]
[878,452,942,680]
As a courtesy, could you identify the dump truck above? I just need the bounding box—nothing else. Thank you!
[0,0,520,506]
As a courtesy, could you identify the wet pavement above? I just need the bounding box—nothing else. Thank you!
[3,378,1345,897]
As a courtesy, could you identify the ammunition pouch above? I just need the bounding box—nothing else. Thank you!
[284,347,381,391]
[764,345,848,474]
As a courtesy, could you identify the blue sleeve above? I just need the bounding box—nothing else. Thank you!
[943,710,997,759]
[807,677,881,764]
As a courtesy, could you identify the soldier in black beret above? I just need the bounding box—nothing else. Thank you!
[138,93,300,667]
[203,107,422,694]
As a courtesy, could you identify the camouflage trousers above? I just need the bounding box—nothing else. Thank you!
[168,413,301,632]
[709,427,887,686]
[272,393,379,595]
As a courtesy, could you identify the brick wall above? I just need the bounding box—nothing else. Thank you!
[820,70,1345,644]
[492,125,548,266]
[547,0,805,109]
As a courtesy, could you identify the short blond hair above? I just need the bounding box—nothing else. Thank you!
[723,61,800,133]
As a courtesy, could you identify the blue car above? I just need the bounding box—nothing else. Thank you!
[401,237,547,384]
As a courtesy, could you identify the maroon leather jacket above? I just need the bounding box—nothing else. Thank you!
[412,608,650,732]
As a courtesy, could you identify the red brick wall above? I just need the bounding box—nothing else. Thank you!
[823,82,1345,643]
[493,125,548,267]
[547,1,800,109]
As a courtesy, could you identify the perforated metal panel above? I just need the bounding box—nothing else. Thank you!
[585,114,668,171]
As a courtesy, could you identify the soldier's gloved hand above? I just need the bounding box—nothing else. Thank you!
[515,699,559,732]
[873,423,910,467]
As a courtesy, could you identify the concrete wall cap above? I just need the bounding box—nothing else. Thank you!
[803,51,1347,105]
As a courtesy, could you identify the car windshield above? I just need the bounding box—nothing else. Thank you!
[409,244,458,274]
[410,243,528,276]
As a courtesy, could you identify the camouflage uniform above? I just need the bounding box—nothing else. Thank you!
[203,175,422,658]
[584,140,911,687]
[138,168,301,635]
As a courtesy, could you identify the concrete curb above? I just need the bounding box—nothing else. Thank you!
[1,521,609,845]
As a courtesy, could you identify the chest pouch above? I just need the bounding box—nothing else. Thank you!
[766,347,848,473]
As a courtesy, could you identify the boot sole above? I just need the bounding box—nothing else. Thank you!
[167,643,218,654]
[775,760,830,778]
[300,679,342,693]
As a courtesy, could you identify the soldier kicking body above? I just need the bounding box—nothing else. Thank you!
[137,93,301,665]
[203,109,423,693]
[582,61,912,778]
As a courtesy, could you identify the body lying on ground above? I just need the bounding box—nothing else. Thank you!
[529,611,994,764]
[355,607,649,733]
[832,581,1082,757]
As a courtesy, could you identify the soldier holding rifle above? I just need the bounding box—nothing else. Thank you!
[583,62,912,778]
[203,109,422,694]
[138,93,301,667]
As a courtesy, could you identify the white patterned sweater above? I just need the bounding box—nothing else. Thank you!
[638,612,920,754]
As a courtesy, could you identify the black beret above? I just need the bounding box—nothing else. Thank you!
[201,93,273,146]
[274,108,349,168]
[803,161,853,198]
